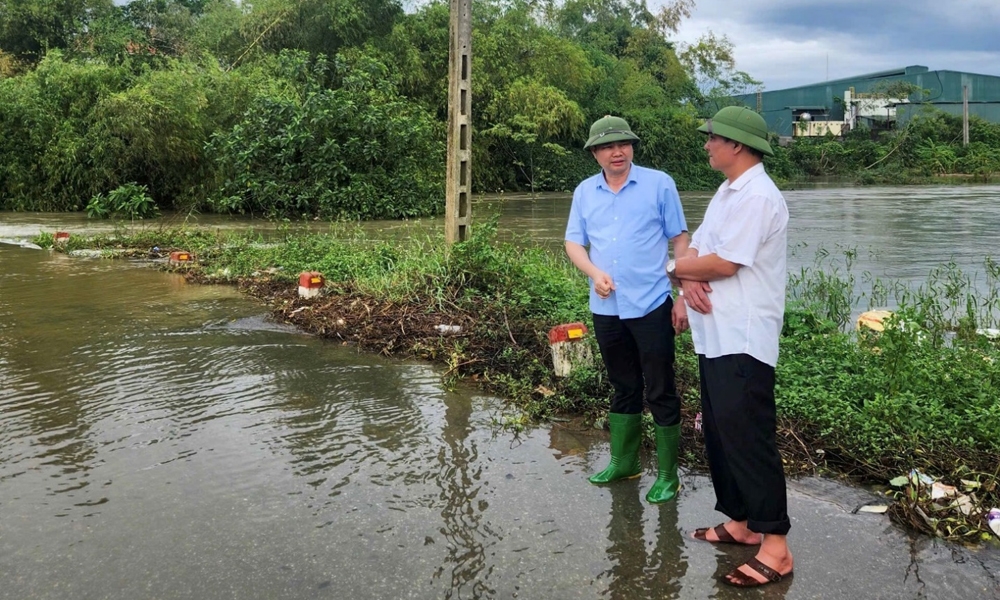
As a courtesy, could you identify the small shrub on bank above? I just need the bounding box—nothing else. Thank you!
[87,183,160,220]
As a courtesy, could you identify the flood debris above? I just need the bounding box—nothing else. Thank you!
[434,324,463,335]
[0,238,43,250]
[888,469,998,541]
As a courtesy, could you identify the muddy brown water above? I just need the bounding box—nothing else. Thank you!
[2,185,1000,599]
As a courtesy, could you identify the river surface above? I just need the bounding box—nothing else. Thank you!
[2,186,1000,599]
[4,182,999,298]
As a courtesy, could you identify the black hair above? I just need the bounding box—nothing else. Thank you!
[743,145,764,160]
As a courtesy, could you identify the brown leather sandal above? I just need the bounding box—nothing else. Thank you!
[722,557,793,588]
[691,523,758,545]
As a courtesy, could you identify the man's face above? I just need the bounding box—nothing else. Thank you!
[590,141,633,179]
[704,134,738,172]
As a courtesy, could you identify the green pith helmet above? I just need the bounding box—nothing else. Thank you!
[697,106,774,156]
[584,115,640,149]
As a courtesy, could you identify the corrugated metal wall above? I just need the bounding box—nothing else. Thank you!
[732,66,1000,137]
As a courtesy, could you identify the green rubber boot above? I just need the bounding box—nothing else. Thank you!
[645,423,681,503]
[588,412,642,484]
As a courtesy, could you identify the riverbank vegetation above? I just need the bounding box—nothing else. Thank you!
[34,224,1000,542]
[784,111,1000,185]
[0,0,727,215]
[4,0,997,218]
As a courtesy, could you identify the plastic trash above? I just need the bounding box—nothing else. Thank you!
[694,412,702,432]
[954,495,974,516]
[988,508,1000,537]
[434,324,462,335]
[909,469,935,486]
[931,481,958,499]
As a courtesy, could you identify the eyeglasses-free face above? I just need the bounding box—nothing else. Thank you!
[590,141,634,180]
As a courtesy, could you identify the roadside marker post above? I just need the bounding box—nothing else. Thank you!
[548,323,593,377]
[168,251,194,266]
[298,272,325,299]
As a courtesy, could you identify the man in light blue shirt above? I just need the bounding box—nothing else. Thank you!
[565,115,690,504]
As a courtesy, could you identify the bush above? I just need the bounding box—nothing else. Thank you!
[86,183,160,219]
[207,49,445,220]
[782,249,1000,476]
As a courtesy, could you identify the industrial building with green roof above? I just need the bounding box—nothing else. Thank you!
[732,65,1000,139]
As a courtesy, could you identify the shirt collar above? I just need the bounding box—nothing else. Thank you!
[721,162,766,192]
[596,165,639,192]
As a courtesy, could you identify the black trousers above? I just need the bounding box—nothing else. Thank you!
[592,298,680,427]
[698,353,790,535]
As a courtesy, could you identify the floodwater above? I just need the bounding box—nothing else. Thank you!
[2,185,1000,599]
[6,182,998,295]
[487,184,1000,300]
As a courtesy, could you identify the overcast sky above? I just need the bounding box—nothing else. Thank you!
[658,0,1000,90]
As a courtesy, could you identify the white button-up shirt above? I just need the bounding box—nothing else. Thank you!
[688,163,788,366]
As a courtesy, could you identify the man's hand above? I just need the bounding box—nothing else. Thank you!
[672,297,689,333]
[682,280,713,314]
[593,272,615,299]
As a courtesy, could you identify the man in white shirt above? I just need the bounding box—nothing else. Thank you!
[669,107,793,588]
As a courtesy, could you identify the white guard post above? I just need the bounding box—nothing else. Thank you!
[298,272,325,299]
[548,322,593,378]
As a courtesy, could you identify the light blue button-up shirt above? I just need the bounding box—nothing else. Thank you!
[565,164,688,318]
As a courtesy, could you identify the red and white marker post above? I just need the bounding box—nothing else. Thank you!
[168,251,194,266]
[298,272,325,299]
[547,322,593,377]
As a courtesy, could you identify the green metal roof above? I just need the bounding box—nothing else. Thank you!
[731,66,1000,136]
[779,66,930,92]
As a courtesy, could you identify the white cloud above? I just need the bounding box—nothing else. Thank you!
[659,0,1000,90]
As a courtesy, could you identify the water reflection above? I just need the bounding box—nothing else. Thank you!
[602,483,687,599]
[432,388,499,598]
[707,547,794,600]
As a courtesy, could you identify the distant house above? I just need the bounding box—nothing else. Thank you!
[730,65,1000,141]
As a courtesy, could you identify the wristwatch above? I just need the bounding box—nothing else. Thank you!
[667,260,683,296]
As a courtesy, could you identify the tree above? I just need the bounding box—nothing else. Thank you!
[208,50,444,219]
[481,77,586,192]
[652,0,693,37]
[679,30,761,109]
[0,0,113,62]
[251,0,404,57]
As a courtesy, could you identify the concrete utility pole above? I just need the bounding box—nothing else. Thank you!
[963,85,970,147]
[445,0,472,246]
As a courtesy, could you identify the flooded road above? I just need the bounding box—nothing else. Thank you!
[2,185,1000,599]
